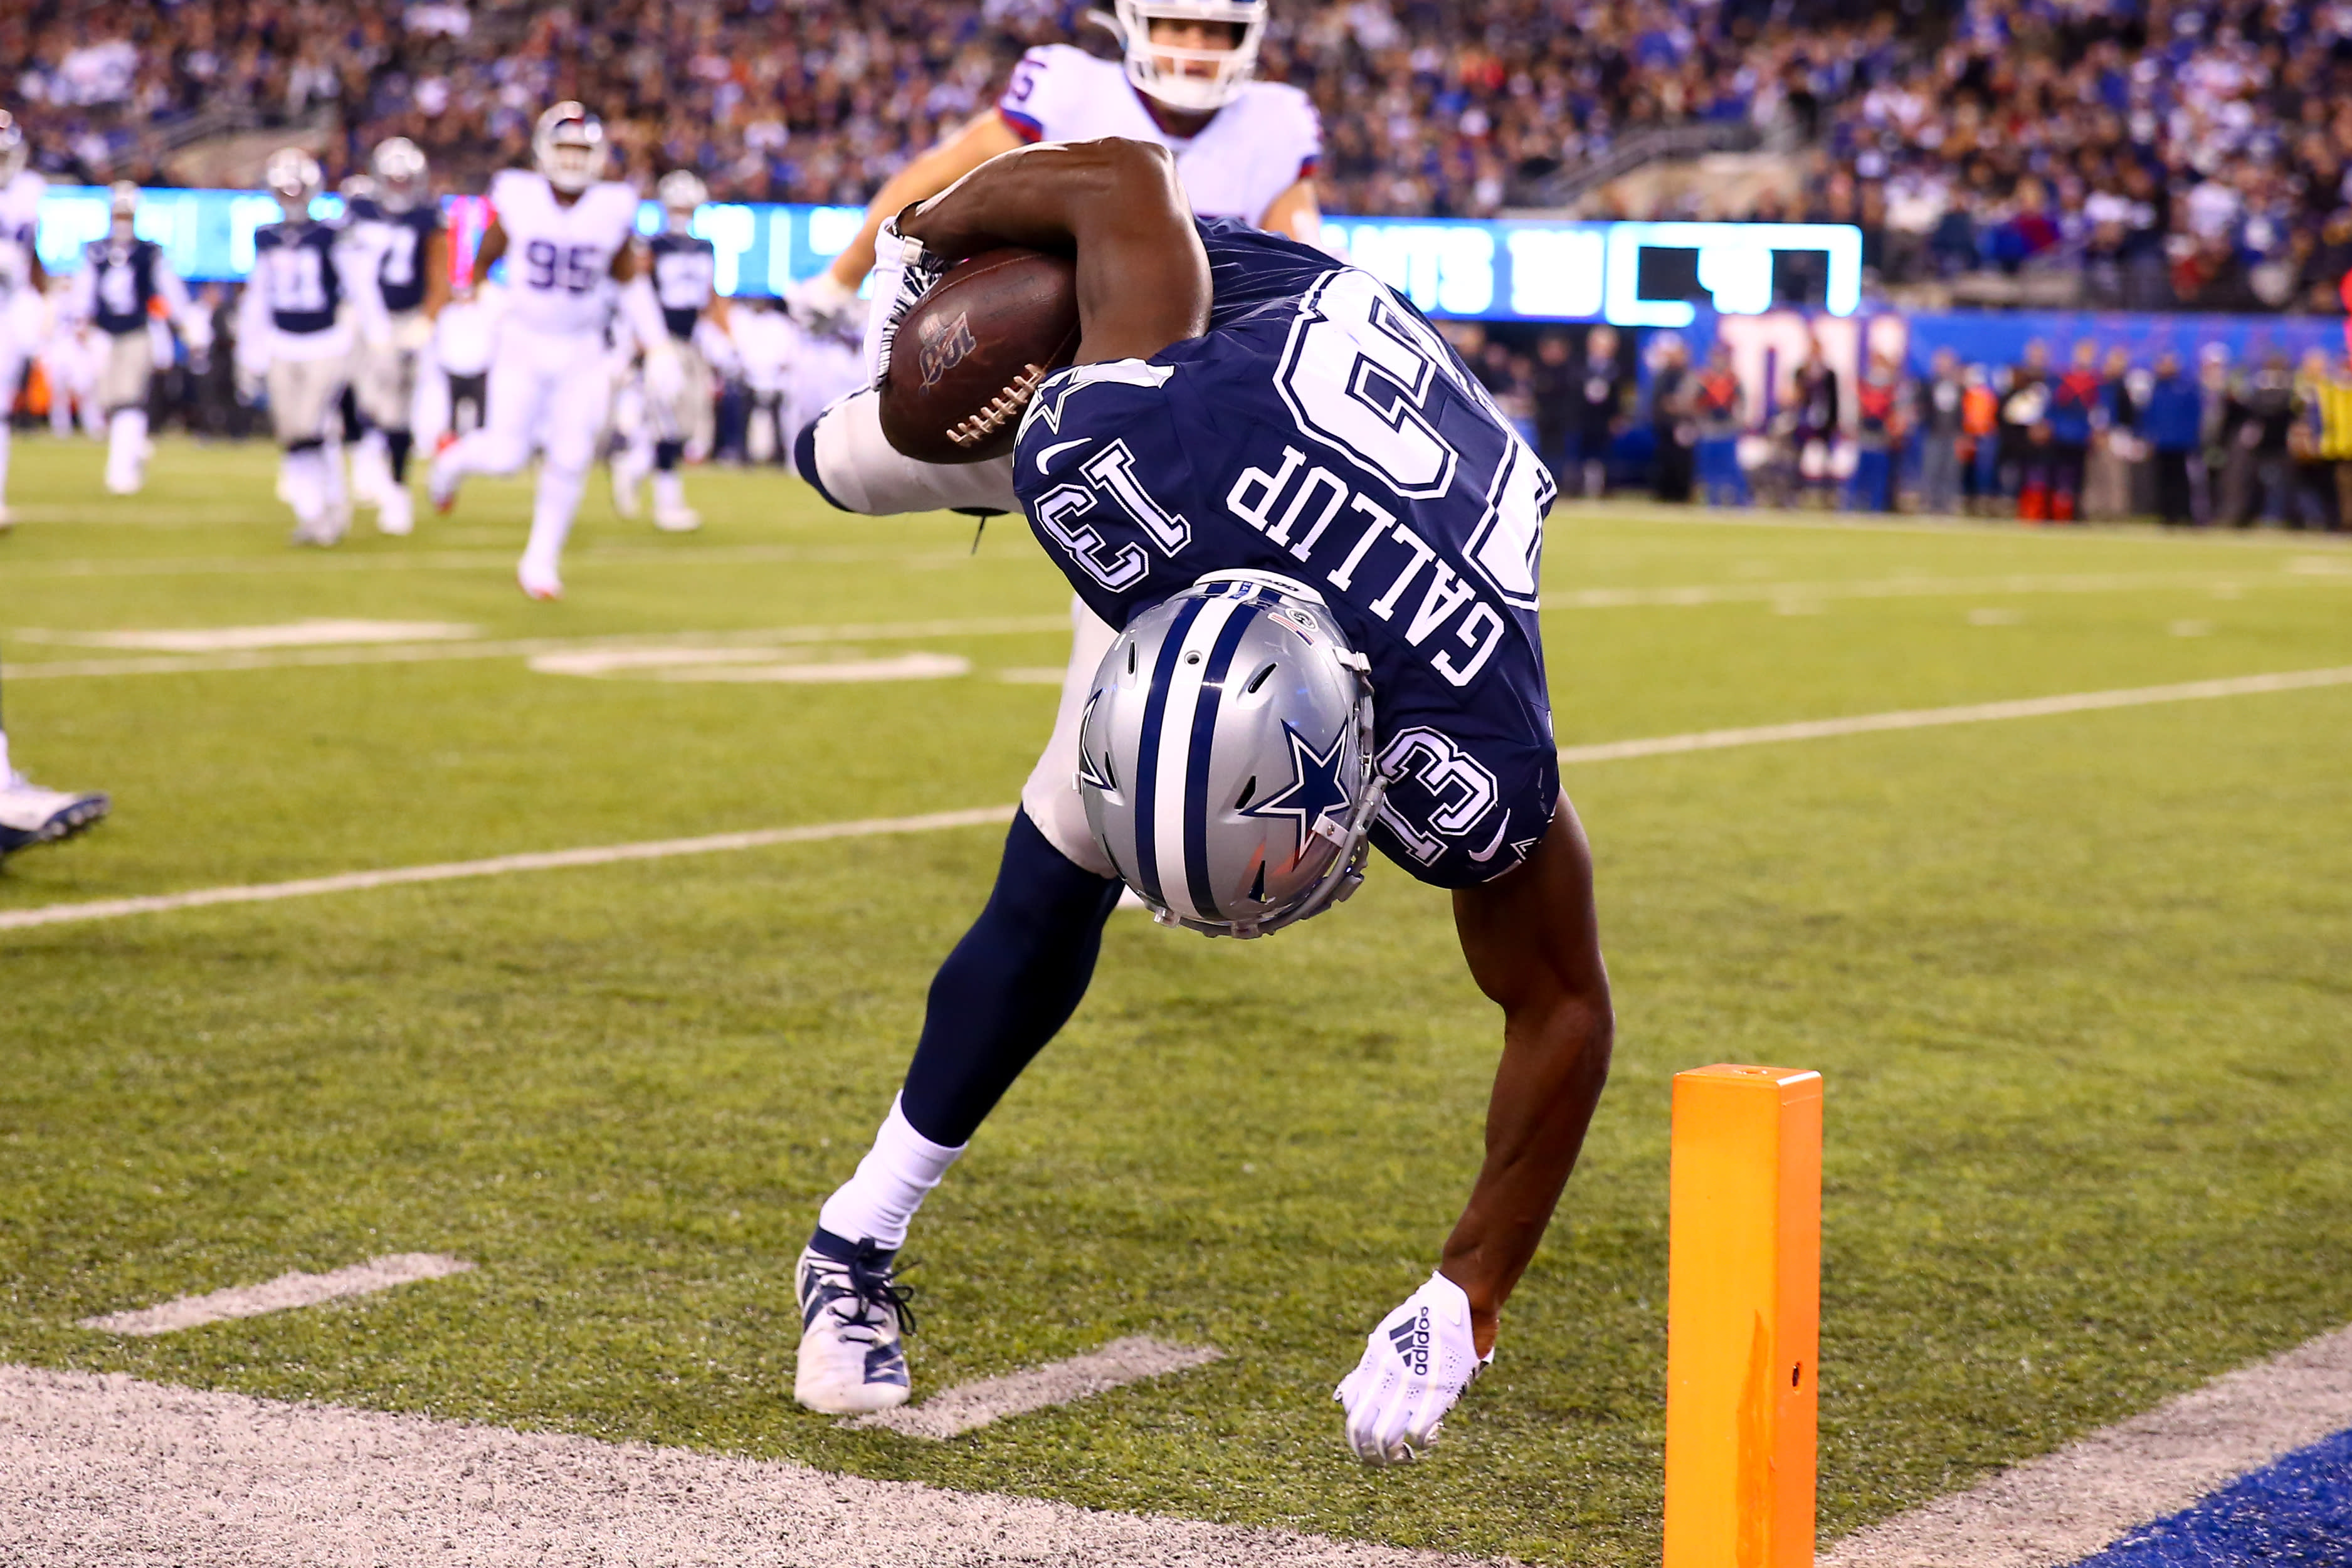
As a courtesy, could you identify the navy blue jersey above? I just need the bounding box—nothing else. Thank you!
[251,219,343,335]
[1013,219,1558,888]
[648,231,716,340]
[83,238,161,335]
[349,197,443,314]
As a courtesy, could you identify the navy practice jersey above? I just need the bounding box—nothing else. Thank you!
[648,231,716,340]
[251,219,343,335]
[83,238,162,336]
[1013,219,1558,888]
[347,196,444,314]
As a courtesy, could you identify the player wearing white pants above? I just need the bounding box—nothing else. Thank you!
[238,149,362,545]
[0,114,46,528]
[430,102,671,600]
[73,183,196,497]
[342,138,448,537]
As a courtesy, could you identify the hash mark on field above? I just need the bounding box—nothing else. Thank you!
[8,666,2351,935]
[1822,1322,2352,1568]
[76,1254,473,1336]
[845,1336,1222,1440]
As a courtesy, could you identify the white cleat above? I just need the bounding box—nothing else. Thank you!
[290,513,346,547]
[651,501,702,534]
[0,772,110,860]
[517,557,564,601]
[793,1229,915,1416]
[376,486,414,537]
[428,455,461,515]
[104,471,140,497]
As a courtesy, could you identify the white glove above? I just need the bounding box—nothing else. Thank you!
[643,343,685,404]
[1334,1271,1490,1466]
[857,213,948,391]
[785,267,860,334]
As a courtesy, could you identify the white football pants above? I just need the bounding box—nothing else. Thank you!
[441,323,611,572]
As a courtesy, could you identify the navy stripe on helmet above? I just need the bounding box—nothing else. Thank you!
[1131,594,1206,910]
[1181,599,1267,921]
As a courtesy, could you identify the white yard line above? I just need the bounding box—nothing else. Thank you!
[0,807,1017,933]
[76,1255,473,1337]
[1553,665,2352,766]
[846,1337,1223,1440]
[0,1364,1475,1567]
[1598,502,2352,552]
[1822,1323,2352,1568]
[7,665,2349,936]
[4,614,1072,680]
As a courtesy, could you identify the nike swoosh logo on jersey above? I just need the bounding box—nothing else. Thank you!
[1035,437,1089,473]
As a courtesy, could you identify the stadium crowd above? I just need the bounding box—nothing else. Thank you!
[8,0,2352,312]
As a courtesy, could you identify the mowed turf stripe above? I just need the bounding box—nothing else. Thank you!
[845,1337,1224,1440]
[1821,1322,2352,1568]
[0,808,1018,932]
[6,666,2349,935]
[0,1365,1478,1567]
[76,1255,473,1336]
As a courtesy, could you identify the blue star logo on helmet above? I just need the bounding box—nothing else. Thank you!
[1242,723,1352,850]
[1075,689,1117,795]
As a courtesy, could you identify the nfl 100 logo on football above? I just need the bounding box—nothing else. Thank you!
[918,311,977,389]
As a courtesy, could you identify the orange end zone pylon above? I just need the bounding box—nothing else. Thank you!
[1663,1065,1823,1568]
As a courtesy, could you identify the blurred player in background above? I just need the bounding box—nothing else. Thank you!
[238,150,362,545]
[788,0,1319,330]
[430,102,674,600]
[612,169,720,532]
[0,110,46,529]
[72,182,196,497]
[343,137,448,539]
[431,282,495,444]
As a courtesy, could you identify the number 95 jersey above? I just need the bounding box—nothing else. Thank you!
[1013,220,1559,890]
[487,169,640,337]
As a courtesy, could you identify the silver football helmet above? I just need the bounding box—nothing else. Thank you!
[265,148,323,219]
[1077,571,1382,939]
[657,168,707,234]
[1094,0,1267,113]
[0,110,26,184]
[533,102,606,193]
[371,136,429,213]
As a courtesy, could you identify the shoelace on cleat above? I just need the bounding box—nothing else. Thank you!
[815,1240,918,1342]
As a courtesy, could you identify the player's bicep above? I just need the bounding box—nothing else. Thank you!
[1067,144,1210,366]
[1451,794,1607,1017]
[472,219,508,283]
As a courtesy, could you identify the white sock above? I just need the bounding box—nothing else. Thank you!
[107,409,145,477]
[0,727,13,782]
[816,1096,967,1249]
[322,438,347,508]
[283,447,327,524]
[652,470,685,510]
[523,465,588,573]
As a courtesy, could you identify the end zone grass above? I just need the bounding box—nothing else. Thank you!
[3,436,2349,1562]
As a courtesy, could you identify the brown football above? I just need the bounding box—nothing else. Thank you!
[877,246,1082,465]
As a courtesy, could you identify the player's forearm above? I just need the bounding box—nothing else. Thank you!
[471,223,506,290]
[1438,992,1611,1346]
[828,112,1016,288]
[900,138,1209,364]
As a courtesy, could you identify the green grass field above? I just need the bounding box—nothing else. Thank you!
[4,434,2350,1563]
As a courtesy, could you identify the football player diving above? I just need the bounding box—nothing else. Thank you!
[789,139,1611,1465]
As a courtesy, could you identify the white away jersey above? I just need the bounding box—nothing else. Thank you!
[0,171,45,298]
[996,45,1319,226]
[487,170,640,336]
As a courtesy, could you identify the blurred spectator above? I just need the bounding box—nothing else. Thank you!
[1917,345,1964,516]
[2314,352,2352,530]
[2047,339,2102,523]
[1649,332,1694,503]
[2141,349,2202,528]
[1571,324,1627,500]
[1527,331,1577,489]
[1692,342,1747,507]
[2084,344,2141,522]
[1843,344,1903,513]
[2223,352,2297,527]
[1961,362,2001,515]
[1789,337,1838,507]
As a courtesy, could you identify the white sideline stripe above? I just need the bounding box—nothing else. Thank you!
[4,542,971,579]
[1822,1322,2352,1567]
[18,619,483,651]
[0,807,1018,933]
[846,1337,1223,1440]
[0,1365,1479,1567]
[4,613,1073,680]
[1553,666,2352,766]
[6,666,2348,936]
[76,1255,474,1336]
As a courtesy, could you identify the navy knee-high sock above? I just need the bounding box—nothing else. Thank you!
[896,809,1122,1147]
[386,429,413,483]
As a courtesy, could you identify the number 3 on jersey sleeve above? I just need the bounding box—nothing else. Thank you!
[1273,268,1550,611]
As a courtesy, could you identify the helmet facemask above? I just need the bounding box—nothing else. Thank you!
[264,149,322,222]
[107,181,139,242]
[372,137,429,214]
[656,169,707,236]
[1103,0,1267,114]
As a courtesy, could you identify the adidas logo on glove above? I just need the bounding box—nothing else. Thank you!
[1387,1308,1432,1376]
